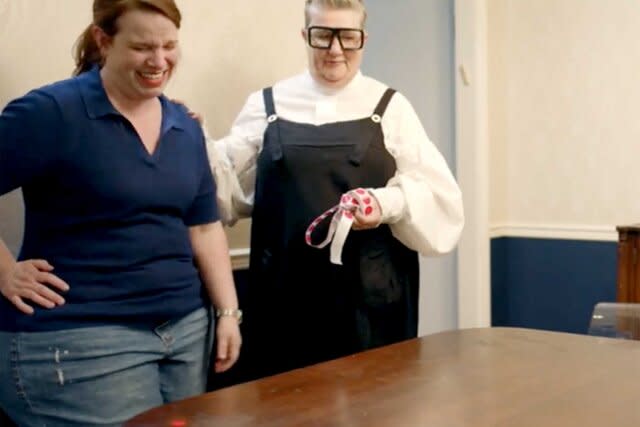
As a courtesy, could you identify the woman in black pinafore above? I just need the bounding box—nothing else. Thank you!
[207,0,464,386]
[243,87,419,379]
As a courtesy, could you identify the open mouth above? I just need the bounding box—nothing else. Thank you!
[136,70,167,88]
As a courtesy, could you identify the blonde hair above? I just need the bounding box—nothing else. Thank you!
[304,0,367,28]
[73,0,181,76]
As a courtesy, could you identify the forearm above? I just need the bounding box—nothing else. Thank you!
[189,222,238,310]
[0,239,17,286]
[189,221,242,373]
[206,138,255,226]
[204,91,266,225]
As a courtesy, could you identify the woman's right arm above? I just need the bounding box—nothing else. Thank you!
[205,91,268,225]
[0,90,69,313]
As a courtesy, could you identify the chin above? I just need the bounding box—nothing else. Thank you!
[323,72,345,81]
[134,87,164,100]
[322,74,349,86]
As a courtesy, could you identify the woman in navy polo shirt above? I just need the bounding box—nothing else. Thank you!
[0,1,241,426]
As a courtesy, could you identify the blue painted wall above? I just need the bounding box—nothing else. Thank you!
[491,238,617,334]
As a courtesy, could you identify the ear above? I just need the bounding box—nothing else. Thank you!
[301,27,307,43]
[91,24,112,57]
[362,31,369,47]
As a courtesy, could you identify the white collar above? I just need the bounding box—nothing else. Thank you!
[304,70,364,96]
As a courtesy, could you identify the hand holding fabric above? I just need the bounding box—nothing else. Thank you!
[350,189,382,230]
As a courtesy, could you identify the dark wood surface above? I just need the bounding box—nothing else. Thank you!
[126,327,640,427]
[617,224,640,302]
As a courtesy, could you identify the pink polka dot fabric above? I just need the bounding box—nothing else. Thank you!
[305,188,375,265]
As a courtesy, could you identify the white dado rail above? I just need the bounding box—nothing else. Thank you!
[230,248,250,270]
[490,223,618,242]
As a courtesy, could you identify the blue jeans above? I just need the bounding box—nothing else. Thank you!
[0,307,213,427]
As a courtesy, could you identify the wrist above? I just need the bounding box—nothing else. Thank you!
[216,307,243,324]
[0,263,14,289]
[368,187,404,224]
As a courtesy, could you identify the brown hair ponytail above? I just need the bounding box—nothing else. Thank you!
[73,25,103,76]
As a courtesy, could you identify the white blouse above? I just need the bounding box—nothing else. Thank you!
[206,70,464,256]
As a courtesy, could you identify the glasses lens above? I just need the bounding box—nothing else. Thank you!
[309,28,334,49]
[337,29,363,50]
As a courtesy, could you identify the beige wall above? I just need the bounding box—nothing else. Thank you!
[488,0,640,233]
[0,0,307,255]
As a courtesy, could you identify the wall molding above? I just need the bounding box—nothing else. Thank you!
[455,0,491,329]
[229,248,250,270]
[490,223,618,242]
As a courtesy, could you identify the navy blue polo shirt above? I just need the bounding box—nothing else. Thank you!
[0,67,219,331]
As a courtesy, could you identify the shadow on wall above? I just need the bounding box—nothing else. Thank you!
[0,189,24,256]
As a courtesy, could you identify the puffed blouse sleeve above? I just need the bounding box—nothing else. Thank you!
[369,92,464,255]
[205,91,267,226]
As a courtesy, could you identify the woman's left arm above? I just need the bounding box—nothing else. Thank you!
[370,93,465,255]
[189,221,242,373]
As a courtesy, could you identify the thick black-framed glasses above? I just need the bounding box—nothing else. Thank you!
[307,26,364,50]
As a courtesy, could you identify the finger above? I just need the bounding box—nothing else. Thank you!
[37,272,70,292]
[354,210,367,224]
[352,215,370,230]
[215,350,236,373]
[29,259,54,271]
[229,337,241,364]
[31,281,66,306]
[190,113,203,125]
[22,288,57,309]
[215,359,232,373]
[354,208,380,229]
[355,208,375,223]
[9,295,34,315]
[216,334,230,361]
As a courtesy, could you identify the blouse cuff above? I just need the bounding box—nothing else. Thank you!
[368,186,405,224]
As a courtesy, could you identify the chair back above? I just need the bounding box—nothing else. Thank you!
[588,302,640,340]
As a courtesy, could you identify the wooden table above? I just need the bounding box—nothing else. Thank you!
[125,327,640,427]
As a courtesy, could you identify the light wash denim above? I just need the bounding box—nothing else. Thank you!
[0,307,213,427]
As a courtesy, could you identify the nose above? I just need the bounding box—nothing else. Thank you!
[328,35,344,54]
[146,48,167,68]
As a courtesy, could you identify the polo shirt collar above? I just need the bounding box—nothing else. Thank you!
[78,66,119,119]
[158,96,186,133]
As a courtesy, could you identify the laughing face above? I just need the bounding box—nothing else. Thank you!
[96,9,179,103]
[303,5,367,90]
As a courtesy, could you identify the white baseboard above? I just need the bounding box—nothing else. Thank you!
[490,223,618,242]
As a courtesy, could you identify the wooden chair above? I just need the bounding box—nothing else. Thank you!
[588,302,640,340]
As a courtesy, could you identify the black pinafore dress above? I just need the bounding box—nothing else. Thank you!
[243,87,419,380]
